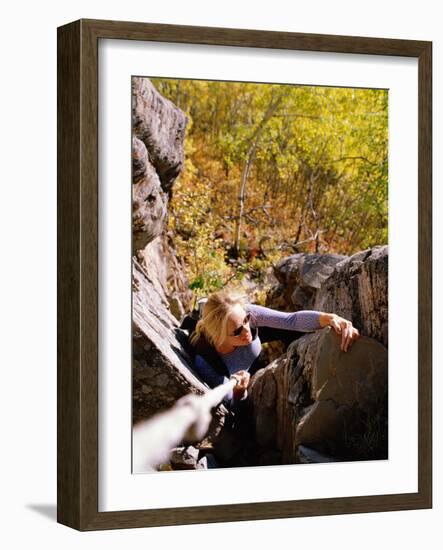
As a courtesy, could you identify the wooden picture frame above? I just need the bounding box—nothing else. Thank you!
[57,18,432,530]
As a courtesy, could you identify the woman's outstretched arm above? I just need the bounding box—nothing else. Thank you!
[247,304,359,352]
[246,303,321,331]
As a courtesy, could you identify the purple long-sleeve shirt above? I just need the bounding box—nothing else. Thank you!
[193,304,322,399]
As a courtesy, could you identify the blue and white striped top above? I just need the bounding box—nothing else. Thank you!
[193,304,321,398]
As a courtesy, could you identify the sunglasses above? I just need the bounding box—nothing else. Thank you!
[231,313,251,337]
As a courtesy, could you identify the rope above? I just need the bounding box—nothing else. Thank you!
[133,379,236,472]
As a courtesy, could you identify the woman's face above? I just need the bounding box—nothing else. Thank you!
[224,304,253,348]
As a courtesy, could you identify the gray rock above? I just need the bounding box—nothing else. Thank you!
[268,253,347,311]
[132,258,228,441]
[132,77,188,252]
[136,231,192,320]
[132,136,168,251]
[132,78,191,317]
[170,446,200,470]
[249,327,388,462]
[132,77,188,195]
[314,246,388,347]
[267,246,388,348]
[131,79,229,452]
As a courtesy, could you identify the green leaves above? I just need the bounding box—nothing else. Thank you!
[152,77,388,299]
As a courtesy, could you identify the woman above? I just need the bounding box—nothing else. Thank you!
[190,290,359,403]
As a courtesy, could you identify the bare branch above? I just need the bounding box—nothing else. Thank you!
[330,156,378,166]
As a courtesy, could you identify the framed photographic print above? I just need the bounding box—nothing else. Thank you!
[57,19,432,530]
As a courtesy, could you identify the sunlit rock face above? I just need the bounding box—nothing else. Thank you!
[251,246,388,463]
[269,246,388,347]
[131,79,215,430]
[132,77,188,252]
[249,327,388,463]
[314,246,388,347]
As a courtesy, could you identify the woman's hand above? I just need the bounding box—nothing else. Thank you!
[230,370,250,399]
[320,313,360,352]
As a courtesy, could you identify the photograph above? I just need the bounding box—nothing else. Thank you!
[1,0,438,544]
[131,75,389,473]
[55,16,432,531]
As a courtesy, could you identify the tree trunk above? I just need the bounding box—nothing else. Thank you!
[233,93,285,256]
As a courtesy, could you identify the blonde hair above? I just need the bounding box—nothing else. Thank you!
[190,290,247,348]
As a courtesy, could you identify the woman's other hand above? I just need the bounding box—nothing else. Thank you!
[230,370,251,398]
[320,313,360,352]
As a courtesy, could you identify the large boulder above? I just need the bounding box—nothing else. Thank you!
[249,327,388,463]
[314,246,388,347]
[133,258,227,438]
[132,77,188,252]
[132,135,168,251]
[267,246,388,348]
[132,77,187,196]
[131,79,203,424]
[132,258,201,421]
[136,231,193,320]
[131,79,230,452]
[268,253,347,311]
[132,77,192,317]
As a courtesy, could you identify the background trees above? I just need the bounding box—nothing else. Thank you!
[151,78,388,301]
